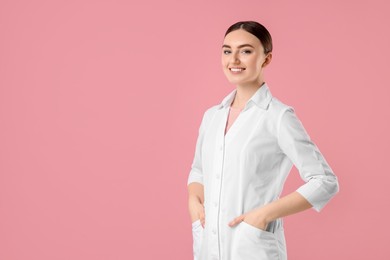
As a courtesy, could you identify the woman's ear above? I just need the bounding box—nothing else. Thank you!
[262,53,272,67]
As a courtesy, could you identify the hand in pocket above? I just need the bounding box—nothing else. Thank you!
[188,196,206,228]
[228,207,268,231]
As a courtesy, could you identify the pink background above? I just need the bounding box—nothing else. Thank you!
[1,0,389,259]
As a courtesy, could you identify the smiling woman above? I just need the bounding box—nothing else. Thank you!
[187,21,339,260]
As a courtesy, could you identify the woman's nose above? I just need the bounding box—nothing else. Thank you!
[231,54,240,64]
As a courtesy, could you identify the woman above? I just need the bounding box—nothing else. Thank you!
[187,21,339,260]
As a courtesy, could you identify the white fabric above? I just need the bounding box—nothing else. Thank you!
[187,83,339,260]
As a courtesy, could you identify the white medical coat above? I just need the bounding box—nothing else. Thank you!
[187,83,339,260]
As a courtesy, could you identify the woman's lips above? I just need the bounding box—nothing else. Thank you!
[229,67,246,74]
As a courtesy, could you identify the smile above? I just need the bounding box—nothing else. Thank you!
[229,67,246,73]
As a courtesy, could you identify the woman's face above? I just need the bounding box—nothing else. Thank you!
[221,29,271,87]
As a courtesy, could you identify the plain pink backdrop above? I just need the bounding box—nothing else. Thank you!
[1,0,389,259]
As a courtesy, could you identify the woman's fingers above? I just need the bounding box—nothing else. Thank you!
[228,215,245,227]
[189,198,206,227]
[199,205,205,228]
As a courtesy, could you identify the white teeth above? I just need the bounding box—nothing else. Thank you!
[230,68,245,72]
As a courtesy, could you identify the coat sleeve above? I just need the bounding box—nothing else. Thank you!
[277,107,339,212]
[187,109,209,186]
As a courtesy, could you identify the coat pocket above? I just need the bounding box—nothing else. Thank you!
[191,219,203,260]
[231,221,280,260]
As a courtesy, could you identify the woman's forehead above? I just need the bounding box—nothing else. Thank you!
[223,30,261,48]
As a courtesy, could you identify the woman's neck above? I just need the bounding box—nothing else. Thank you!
[231,81,265,109]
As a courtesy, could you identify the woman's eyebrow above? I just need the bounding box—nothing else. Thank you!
[222,44,254,48]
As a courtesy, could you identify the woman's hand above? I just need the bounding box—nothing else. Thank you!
[188,195,205,228]
[228,207,268,230]
[228,192,313,230]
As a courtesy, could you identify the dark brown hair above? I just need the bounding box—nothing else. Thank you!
[224,21,273,54]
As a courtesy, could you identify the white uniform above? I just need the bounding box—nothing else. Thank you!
[187,83,339,260]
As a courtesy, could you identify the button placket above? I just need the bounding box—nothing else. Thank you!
[216,136,227,260]
[209,109,229,260]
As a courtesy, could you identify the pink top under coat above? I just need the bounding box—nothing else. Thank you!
[224,105,243,135]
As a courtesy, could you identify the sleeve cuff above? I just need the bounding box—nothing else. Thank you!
[187,170,204,186]
[296,176,339,212]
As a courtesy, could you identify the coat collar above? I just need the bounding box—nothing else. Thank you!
[217,82,273,110]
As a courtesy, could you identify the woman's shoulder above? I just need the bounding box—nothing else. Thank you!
[268,96,295,115]
[201,104,220,122]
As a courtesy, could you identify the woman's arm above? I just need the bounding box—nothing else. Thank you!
[187,109,212,227]
[276,107,339,212]
[229,191,312,229]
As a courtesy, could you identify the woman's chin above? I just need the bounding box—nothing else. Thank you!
[225,76,243,84]
[226,78,247,86]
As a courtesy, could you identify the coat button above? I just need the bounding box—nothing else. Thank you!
[213,201,218,207]
[219,146,223,151]
[212,229,216,234]
[216,174,220,179]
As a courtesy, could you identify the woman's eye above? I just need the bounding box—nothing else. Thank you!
[223,50,231,54]
[242,49,252,54]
